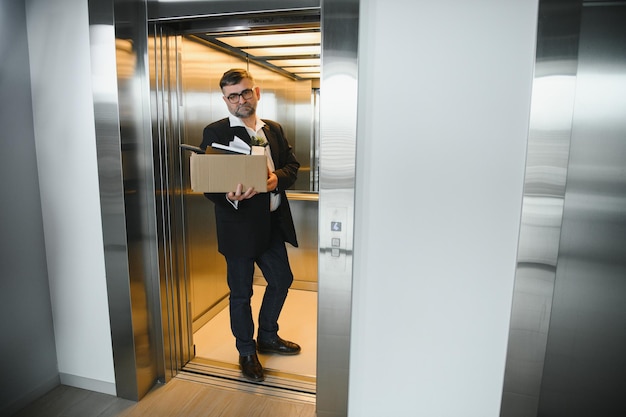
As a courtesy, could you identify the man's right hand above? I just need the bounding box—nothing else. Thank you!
[227,183,257,202]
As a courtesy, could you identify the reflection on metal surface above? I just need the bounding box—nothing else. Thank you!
[503,1,626,416]
[316,0,359,416]
[287,191,320,201]
[500,1,581,415]
[150,26,193,381]
[89,0,163,400]
[537,3,626,415]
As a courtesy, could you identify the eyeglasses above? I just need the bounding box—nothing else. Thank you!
[226,88,254,104]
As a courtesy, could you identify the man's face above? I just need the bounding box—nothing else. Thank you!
[222,78,260,119]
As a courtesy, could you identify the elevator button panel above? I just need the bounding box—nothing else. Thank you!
[322,206,349,269]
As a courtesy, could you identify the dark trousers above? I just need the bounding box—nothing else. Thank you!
[225,223,294,356]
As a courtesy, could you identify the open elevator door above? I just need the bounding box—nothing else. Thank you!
[150,8,321,399]
[149,2,358,414]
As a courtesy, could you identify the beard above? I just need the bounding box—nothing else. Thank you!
[233,103,255,118]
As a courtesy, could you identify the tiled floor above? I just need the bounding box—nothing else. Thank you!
[193,286,318,378]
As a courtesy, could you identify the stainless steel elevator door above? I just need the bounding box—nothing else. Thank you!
[501,2,626,416]
[537,4,626,415]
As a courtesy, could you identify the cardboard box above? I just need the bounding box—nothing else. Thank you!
[190,152,267,193]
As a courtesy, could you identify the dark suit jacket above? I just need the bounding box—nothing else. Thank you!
[200,118,299,258]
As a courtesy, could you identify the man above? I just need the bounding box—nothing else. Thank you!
[199,68,301,382]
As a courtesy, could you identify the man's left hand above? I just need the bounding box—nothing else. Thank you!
[267,169,278,192]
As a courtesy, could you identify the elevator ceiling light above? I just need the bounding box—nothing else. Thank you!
[294,72,320,79]
[241,45,321,57]
[269,58,320,67]
[190,16,321,79]
[283,66,319,73]
[216,32,321,48]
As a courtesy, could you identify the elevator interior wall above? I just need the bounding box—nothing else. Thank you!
[151,31,319,326]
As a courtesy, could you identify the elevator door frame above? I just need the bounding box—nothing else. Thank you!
[149,1,359,416]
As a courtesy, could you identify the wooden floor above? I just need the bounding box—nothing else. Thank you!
[13,378,317,417]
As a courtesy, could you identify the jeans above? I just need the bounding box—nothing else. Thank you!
[225,223,294,356]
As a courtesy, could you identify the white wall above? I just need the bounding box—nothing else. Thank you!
[0,0,59,414]
[349,0,537,416]
[25,0,115,395]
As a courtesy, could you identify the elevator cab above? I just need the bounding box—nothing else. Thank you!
[149,8,321,393]
[107,0,358,414]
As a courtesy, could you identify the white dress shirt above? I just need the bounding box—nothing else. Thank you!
[227,115,281,211]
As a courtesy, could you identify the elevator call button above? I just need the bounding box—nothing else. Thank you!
[323,207,348,269]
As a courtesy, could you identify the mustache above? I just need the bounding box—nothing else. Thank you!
[233,104,255,118]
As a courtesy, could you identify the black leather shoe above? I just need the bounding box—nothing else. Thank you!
[257,337,301,355]
[239,353,264,382]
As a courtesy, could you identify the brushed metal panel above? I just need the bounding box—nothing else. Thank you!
[287,197,319,287]
[503,2,626,416]
[150,26,195,377]
[89,0,139,400]
[316,0,359,416]
[537,4,626,415]
[500,1,581,416]
[89,0,163,400]
[114,0,163,398]
[293,80,316,191]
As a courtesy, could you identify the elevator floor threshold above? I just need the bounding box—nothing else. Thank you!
[181,359,316,404]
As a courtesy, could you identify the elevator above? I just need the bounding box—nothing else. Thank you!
[93,0,358,415]
[149,8,321,396]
